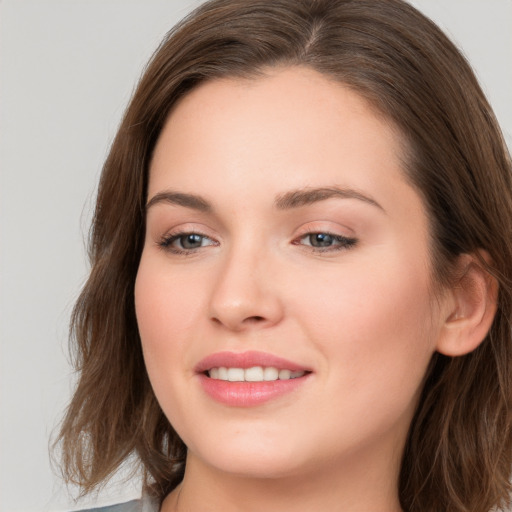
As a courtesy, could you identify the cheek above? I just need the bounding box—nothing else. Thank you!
[134,254,202,394]
[291,253,436,404]
[135,255,202,347]
[134,255,207,433]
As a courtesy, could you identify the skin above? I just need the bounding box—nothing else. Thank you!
[135,66,457,511]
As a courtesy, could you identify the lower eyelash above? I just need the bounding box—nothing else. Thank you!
[332,235,357,248]
[158,235,171,248]
[317,237,357,251]
[297,233,358,253]
[157,236,181,254]
[157,231,208,255]
[157,232,357,255]
[158,233,178,248]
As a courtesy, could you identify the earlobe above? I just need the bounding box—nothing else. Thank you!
[436,252,498,357]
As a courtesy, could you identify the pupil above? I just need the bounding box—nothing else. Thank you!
[311,233,333,247]
[182,234,202,249]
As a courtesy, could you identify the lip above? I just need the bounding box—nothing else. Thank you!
[195,350,311,373]
[195,350,312,407]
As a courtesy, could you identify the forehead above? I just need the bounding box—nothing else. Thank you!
[155,66,401,155]
[149,66,414,217]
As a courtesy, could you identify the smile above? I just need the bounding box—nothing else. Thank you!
[208,366,307,381]
[196,351,312,406]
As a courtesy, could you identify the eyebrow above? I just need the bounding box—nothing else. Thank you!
[274,186,385,212]
[146,191,212,212]
[145,186,384,213]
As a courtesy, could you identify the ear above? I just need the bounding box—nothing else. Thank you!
[436,252,498,357]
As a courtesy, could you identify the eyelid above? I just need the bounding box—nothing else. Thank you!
[293,220,355,238]
[159,231,217,254]
[156,223,220,255]
[291,222,358,253]
[156,221,218,241]
[154,221,357,255]
[293,231,357,251]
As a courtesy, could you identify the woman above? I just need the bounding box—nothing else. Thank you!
[57,0,512,511]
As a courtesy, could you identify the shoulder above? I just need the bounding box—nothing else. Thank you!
[74,497,158,512]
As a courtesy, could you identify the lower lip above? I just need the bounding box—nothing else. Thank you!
[198,373,310,407]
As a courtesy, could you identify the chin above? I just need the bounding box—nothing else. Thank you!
[184,429,311,479]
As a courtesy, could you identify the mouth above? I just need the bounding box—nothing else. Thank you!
[195,351,312,407]
[206,366,308,381]
[195,350,311,376]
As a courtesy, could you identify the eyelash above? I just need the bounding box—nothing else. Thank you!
[158,231,358,255]
[158,231,216,255]
[293,232,357,253]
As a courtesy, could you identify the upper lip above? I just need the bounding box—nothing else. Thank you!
[195,350,311,373]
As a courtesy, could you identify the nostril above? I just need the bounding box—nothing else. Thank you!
[246,316,265,323]
[210,315,265,325]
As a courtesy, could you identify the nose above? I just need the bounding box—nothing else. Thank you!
[208,244,284,332]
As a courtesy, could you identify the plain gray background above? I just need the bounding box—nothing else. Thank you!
[1,1,511,511]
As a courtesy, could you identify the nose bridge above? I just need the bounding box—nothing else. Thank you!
[208,235,283,331]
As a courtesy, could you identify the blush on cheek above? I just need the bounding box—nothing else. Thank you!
[303,256,435,390]
[135,260,186,338]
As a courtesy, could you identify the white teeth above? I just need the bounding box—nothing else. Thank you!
[278,369,291,380]
[227,368,245,382]
[207,366,306,382]
[263,367,279,381]
[245,366,264,381]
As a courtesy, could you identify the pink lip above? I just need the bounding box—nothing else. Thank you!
[195,351,312,407]
[195,350,310,373]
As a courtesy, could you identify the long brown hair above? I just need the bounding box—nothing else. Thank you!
[57,1,512,510]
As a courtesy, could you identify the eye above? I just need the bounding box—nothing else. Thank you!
[296,232,357,252]
[159,231,217,254]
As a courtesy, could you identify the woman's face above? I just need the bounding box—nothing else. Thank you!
[135,66,448,482]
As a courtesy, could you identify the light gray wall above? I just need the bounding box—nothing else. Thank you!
[0,1,510,511]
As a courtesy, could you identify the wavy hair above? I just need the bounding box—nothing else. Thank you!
[57,1,512,510]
